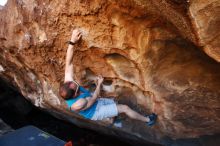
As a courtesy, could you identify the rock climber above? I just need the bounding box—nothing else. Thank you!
[59,29,157,126]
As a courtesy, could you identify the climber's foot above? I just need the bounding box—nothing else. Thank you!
[113,118,122,128]
[146,113,157,126]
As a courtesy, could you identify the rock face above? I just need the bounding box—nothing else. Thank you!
[189,0,220,61]
[0,0,220,144]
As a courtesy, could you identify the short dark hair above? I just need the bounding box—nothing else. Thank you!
[59,82,75,99]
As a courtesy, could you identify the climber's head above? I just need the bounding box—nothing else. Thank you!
[59,81,79,99]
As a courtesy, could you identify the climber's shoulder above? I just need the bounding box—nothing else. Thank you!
[70,98,88,111]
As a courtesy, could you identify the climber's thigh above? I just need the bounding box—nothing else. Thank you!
[91,98,118,120]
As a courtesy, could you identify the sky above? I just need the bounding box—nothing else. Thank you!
[0,0,7,6]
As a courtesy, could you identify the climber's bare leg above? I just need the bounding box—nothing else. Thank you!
[102,117,114,124]
[117,104,150,122]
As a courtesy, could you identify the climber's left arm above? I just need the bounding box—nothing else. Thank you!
[64,29,81,82]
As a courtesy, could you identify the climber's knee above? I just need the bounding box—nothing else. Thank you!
[117,104,130,114]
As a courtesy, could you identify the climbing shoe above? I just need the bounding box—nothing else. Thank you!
[113,118,123,128]
[146,113,157,126]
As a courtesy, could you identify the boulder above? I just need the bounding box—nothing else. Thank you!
[0,0,220,144]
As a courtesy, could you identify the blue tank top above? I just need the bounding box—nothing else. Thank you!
[65,86,98,119]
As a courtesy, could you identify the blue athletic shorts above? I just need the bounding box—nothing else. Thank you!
[91,98,118,120]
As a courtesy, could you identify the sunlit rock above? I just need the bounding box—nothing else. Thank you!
[0,0,220,144]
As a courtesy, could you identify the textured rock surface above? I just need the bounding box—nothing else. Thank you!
[0,119,14,136]
[189,0,220,61]
[0,0,220,144]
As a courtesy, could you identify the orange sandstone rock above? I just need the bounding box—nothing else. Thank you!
[0,0,220,144]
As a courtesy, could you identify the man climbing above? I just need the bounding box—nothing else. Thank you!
[59,29,157,126]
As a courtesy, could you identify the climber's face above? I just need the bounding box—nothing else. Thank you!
[68,80,79,97]
[59,80,80,99]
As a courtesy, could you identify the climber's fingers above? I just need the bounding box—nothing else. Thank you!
[71,29,82,43]
[77,33,82,40]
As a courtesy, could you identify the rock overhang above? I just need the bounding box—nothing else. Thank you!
[0,0,220,145]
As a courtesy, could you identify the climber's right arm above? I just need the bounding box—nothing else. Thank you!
[72,79,103,111]
[82,76,104,110]
[64,29,81,82]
